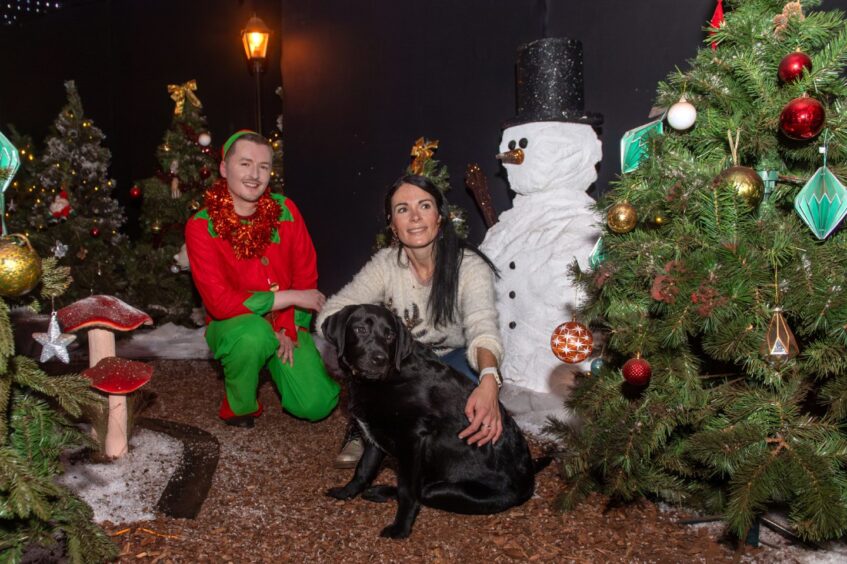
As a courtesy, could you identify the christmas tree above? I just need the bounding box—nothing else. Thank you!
[31,80,128,302]
[0,230,117,559]
[124,80,217,324]
[550,0,847,542]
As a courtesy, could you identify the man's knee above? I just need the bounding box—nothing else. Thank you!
[293,389,339,421]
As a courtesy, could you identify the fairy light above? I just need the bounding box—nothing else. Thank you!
[2,1,62,26]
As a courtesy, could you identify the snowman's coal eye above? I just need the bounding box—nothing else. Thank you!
[519,138,528,149]
[508,140,516,150]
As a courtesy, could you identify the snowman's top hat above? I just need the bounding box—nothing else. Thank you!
[504,37,603,129]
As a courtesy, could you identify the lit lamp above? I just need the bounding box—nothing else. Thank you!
[241,14,271,134]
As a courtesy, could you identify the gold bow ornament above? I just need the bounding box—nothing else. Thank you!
[409,137,439,175]
[167,80,203,115]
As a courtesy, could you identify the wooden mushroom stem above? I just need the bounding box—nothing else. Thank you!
[105,394,129,458]
[88,327,115,367]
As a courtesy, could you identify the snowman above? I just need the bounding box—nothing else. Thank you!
[480,38,603,396]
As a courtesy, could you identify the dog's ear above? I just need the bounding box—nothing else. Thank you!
[321,305,355,357]
[393,312,414,370]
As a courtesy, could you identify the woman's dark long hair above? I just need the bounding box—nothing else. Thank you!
[385,175,497,328]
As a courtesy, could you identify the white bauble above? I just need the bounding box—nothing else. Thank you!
[667,98,697,130]
[198,132,212,146]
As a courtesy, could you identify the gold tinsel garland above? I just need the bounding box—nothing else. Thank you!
[204,180,280,260]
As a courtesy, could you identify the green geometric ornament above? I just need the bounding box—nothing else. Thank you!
[620,119,663,174]
[588,236,605,269]
[0,129,21,236]
[793,166,847,240]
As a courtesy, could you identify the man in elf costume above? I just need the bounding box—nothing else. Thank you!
[186,130,339,427]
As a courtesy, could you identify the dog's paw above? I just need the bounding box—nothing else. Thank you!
[379,524,411,539]
[362,485,397,503]
[325,486,356,500]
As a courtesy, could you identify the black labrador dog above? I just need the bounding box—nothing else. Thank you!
[322,304,544,539]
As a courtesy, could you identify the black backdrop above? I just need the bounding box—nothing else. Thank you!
[2,0,846,294]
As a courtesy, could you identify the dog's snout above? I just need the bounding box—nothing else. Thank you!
[370,351,389,366]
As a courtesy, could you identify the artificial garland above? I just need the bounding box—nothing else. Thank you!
[204,179,280,259]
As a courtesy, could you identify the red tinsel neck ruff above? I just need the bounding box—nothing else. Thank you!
[205,180,280,260]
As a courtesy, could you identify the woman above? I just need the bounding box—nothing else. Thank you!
[317,174,504,468]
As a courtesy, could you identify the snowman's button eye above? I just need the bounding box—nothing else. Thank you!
[508,140,516,150]
[509,261,516,269]
[509,321,517,329]
[509,291,516,299]
[519,138,528,149]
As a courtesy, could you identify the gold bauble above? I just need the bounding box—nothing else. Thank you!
[715,166,764,208]
[651,213,667,226]
[150,220,162,234]
[0,234,42,297]
[607,202,638,234]
[188,199,201,211]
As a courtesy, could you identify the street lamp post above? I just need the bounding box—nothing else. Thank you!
[241,14,271,135]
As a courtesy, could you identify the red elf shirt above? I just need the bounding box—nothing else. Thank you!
[185,191,318,341]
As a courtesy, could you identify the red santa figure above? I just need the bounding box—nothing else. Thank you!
[49,190,71,219]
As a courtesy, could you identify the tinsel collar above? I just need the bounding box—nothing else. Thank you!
[204,179,280,260]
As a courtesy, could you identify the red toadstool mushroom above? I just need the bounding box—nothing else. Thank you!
[83,357,153,458]
[58,295,152,367]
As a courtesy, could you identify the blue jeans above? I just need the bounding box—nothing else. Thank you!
[441,348,478,384]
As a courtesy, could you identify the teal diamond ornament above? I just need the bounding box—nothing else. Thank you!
[0,129,21,235]
[588,236,605,269]
[620,119,663,174]
[794,166,847,240]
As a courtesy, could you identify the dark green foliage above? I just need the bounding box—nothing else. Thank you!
[0,260,117,563]
[550,0,847,542]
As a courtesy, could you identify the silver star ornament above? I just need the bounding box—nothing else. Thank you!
[33,312,76,363]
[52,240,69,259]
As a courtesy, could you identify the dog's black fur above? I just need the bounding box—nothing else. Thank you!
[322,304,540,539]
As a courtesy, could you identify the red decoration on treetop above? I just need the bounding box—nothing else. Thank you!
[710,0,725,50]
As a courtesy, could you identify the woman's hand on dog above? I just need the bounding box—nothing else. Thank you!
[276,329,296,365]
[458,377,502,446]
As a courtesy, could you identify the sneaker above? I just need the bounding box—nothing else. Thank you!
[334,420,364,469]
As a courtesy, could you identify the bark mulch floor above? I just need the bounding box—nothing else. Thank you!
[102,360,764,563]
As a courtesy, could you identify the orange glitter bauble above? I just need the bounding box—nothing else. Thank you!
[550,321,593,364]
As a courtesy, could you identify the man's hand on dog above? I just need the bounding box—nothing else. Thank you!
[276,329,296,365]
[458,377,502,446]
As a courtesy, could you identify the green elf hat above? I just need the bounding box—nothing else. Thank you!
[222,129,260,160]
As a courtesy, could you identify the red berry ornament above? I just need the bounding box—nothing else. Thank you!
[778,51,812,84]
[622,355,652,386]
[550,321,593,364]
[779,96,825,140]
[129,185,142,199]
[90,227,101,238]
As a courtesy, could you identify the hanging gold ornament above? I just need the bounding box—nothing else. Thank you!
[607,202,638,234]
[715,166,765,208]
[761,307,799,361]
[150,220,163,234]
[0,234,42,297]
[188,199,201,212]
[650,213,668,227]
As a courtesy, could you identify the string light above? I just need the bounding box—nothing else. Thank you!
[1,1,62,26]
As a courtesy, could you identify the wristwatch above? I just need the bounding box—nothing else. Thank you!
[479,366,502,388]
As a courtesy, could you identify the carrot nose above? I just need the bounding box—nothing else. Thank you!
[496,148,524,165]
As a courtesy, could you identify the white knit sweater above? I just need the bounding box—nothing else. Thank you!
[317,247,503,370]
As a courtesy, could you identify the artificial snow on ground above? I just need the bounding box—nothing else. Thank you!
[58,428,181,524]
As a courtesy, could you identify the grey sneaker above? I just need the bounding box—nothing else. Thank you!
[334,437,364,469]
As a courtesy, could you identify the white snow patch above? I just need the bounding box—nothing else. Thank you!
[117,323,212,360]
[58,428,182,523]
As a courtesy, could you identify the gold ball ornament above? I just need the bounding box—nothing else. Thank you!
[607,202,638,234]
[150,220,162,234]
[715,166,764,208]
[188,199,201,212]
[0,234,42,297]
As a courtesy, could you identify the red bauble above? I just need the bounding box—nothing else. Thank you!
[779,96,826,140]
[622,356,652,386]
[129,185,142,199]
[778,51,812,83]
[550,321,593,364]
[90,227,101,238]
[199,166,211,180]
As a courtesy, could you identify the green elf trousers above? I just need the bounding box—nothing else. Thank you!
[205,314,339,421]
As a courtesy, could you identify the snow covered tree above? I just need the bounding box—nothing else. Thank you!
[0,252,117,562]
[550,0,847,542]
[124,80,217,324]
[32,80,128,302]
